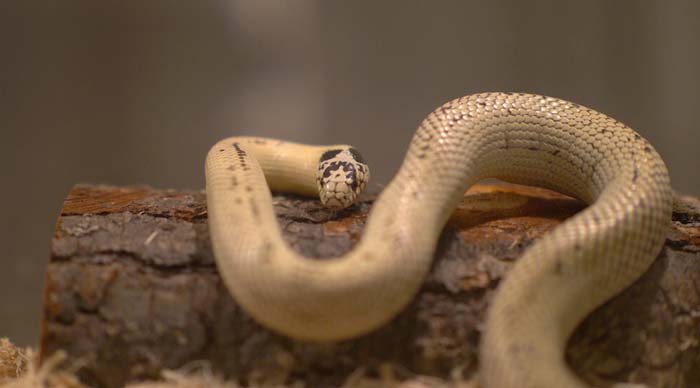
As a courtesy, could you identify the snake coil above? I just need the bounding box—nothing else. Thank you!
[206,92,672,388]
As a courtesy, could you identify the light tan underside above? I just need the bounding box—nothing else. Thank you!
[205,93,672,388]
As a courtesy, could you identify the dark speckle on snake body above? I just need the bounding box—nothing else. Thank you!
[348,148,365,163]
[249,198,259,219]
[554,259,563,275]
[320,149,343,162]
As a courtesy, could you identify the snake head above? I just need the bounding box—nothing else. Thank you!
[317,147,370,209]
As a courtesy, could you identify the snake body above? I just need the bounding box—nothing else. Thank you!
[205,92,672,387]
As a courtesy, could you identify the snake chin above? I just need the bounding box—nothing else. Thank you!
[317,148,369,209]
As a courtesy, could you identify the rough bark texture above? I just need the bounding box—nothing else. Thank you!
[40,184,700,388]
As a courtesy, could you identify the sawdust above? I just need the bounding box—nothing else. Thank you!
[0,338,475,388]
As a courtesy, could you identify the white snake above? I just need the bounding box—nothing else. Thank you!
[205,92,672,387]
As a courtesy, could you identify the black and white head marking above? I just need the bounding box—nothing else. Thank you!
[317,147,370,209]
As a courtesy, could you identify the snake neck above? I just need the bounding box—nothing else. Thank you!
[229,137,352,198]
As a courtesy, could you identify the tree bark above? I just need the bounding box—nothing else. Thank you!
[40,184,700,388]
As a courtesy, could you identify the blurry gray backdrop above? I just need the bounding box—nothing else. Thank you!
[1,1,698,346]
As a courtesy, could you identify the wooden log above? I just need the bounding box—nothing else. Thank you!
[40,184,700,388]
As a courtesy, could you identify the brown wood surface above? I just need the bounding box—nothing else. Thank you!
[40,184,700,388]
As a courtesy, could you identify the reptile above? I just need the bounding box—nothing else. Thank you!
[205,92,672,387]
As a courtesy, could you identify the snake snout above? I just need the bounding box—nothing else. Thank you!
[317,148,370,209]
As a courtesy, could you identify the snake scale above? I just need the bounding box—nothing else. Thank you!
[205,92,672,387]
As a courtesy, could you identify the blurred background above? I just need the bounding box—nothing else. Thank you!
[1,1,698,346]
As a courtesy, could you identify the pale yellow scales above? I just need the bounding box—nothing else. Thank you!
[205,92,672,387]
